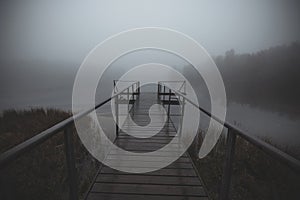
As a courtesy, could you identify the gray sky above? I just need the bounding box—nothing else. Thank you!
[1,0,300,63]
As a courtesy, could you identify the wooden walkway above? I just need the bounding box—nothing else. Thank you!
[86,92,209,200]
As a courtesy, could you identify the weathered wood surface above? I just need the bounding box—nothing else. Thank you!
[86,92,208,200]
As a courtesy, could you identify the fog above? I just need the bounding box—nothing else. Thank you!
[1,1,300,152]
[1,0,300,63]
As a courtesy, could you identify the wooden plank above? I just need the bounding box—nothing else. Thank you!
[160,100,180,105]
[106,155,191,162]
[121,127,176,132]
[108,150,188,158]
[87,193,209,200]
[117,99,136,104]
[115,142,182,148]
[91,182,206,196]
[86,91,208,199]
[118,132,178,137]
[114,138,179,143]
[114,146,185,153]
[116,138,175,143]
[96,174,202,186]
[100,167,197,177]
[118,135,178,140]
[119,130,177,134]
[104,160,194,169]
[122,123,175,127]
[113,146,184,153]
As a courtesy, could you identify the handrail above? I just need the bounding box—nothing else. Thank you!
[158,82,300,200]
[113,80,140,93]
[0,81,140,200]
[1,81,299,200]
[158,80,186,94]
[0,97,110,167]
[158,82,300,170]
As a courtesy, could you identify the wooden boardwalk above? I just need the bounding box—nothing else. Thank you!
[86,92,209,200]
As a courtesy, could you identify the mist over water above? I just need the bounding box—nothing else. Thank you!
[1,47,300,151]
[1,0,300,157]
[1,2,300,199]
[0,0,300,151]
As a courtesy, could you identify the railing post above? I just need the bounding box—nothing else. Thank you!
[157,83,161,99]
[127,88,129,100]
[113,80,116,93]
[132,84,134,100]
[157,82,160,96]
[115,94,119,136]
[168,89,171,116]
[219,129,236,200]
[163,86,166,101]
[179,96,185,138]
[127,88,130,111]
[64,126,78,200]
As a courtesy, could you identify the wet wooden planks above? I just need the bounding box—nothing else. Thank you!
[86,92,208,200]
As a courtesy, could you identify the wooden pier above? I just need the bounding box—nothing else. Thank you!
[1,81,299,200]
[86,91,209,200]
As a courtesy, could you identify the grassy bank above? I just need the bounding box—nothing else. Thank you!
[189,132,300,200]
[0,109,99,200]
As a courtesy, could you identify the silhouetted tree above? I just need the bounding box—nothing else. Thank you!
[184,42,300,117]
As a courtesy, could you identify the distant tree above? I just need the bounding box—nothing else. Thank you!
[225,49,235,58]
[184,42,300,117]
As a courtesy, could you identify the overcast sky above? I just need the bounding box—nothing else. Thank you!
[1,0,300,64]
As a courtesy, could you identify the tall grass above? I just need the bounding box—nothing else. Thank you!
[0,109,99,200]
[189,132,300,200]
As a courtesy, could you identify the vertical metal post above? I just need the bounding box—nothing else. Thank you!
[132,84,134,100]
[158,83,161,99]
[127,88,129,100]
[219,129,237,200]
[179,96,185,138]
[115,94,119,136]
[64,126,78,200]
[127,88,130,111]
[113,80,116,93]
[163,86,166,101]
[168,89,171,116]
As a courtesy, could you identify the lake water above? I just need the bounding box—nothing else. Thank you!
[1,64,299,158]
[1,84,300,150]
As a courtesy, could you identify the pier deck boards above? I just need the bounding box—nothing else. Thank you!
[86,92,209,200]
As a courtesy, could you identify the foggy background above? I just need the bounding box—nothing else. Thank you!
[1,1,300,152]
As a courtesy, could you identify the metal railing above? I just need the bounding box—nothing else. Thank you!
[113,81,140,135]
[0,81,140,200]
[157,80,186,95]
[158,82,300,200]
[1,80,299,200]
[113,80,140,94]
